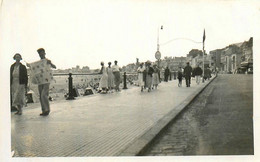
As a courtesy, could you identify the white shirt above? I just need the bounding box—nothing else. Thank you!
[112,65,120,72]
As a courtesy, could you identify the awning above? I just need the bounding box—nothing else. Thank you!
[241,61,253,68]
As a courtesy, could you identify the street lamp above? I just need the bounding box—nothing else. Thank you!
[155,26,163,68]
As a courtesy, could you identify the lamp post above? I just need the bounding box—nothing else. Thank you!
[155,26,163,68]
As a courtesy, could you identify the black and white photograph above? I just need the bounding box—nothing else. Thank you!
[0,0,260,162]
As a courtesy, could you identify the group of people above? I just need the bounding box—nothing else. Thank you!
[11,51,212,116]
[137,61,160,92]
[10,48,56,116]
[177,62,212,87]
[98,60,121,94]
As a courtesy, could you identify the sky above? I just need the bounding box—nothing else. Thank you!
[1,0,259,69]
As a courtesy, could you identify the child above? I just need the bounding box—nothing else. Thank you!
[177,67,183,87]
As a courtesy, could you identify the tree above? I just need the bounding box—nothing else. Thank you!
[187,49,203,58]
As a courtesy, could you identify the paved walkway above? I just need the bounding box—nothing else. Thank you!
[11,76,215,157]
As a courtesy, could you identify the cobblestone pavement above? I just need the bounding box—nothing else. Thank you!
[11,77,214,157]
[144,74,253,155]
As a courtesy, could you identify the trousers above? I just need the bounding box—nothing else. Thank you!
[38,83,50,113]
[185,75,191,87]
[195,75,201,84]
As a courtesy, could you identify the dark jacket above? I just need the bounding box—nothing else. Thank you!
[147,67,154,77]
[184,65,192,76]
[193,67,203,76]
[177,70,183,79]
[164,68,170,76]
[10,63,28,86]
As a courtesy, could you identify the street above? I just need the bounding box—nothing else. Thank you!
[144,74,253,155]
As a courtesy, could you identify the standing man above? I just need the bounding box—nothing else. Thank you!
[184,62,192,87]
[28,48,56,116]
[112,60,121,92]
[164,66,170,82]
[194,64,203,85]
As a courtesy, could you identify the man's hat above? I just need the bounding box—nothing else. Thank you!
[37,48,45,53]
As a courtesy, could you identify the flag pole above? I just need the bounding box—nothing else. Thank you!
[202,29,205,83]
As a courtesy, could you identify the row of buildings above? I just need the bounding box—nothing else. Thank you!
[209,37,253,73]
[53,37,253,74]
[185,37,253,74]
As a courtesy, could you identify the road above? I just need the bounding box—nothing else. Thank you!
[144,74,253,155]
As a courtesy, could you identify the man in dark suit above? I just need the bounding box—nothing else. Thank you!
[164,66,170,82]
[184,62,193,87]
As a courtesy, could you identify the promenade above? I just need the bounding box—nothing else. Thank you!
[11,76,215,157]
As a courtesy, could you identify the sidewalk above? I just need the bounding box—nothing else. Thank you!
[11,76,216,157]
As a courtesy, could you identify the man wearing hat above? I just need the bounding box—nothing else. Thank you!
[184,62,192,87]
[27,48,56,116]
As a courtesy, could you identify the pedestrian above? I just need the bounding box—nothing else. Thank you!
[184,62,192,87]
[177,67,183,87]
[27,48,56,116]
[204,67,211,80]
[216,67,219,76]
[107,62,114,92]
[152,64,160,89]
[99,61,108,94]
[10,53,28,115]
[164,66,170,82]
[194,64,203,85]
[112,60,121,92]
[137,63,146,92]
[146,61,154,92]
[143,62,148,89]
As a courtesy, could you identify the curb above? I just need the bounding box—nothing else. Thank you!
[118,75,217,156]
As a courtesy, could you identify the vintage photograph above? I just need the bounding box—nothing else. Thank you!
[1,0,259,161]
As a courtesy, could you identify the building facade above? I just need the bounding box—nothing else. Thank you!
[209,37,253,73]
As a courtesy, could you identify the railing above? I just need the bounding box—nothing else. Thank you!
[27,71,177,103]
[27,72,138,101]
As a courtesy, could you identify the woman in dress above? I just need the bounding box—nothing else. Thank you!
[146,61,154,92]
[107,62,114,92]
[10,53,28,115]
[99,62,108,93]
[112,60,121,92]
[152,64,160,89]
[137,63,146,92]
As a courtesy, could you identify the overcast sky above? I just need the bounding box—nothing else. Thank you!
[1,0,259,69]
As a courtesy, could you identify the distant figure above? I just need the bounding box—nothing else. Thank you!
[107,62,114,91]
[143,62,148,89]
[10,53,28,115]
[112,60,121,92]
[194,64,203,85]
[204,67,211,80]
[216,67,219,76]
[184,62,192,87]
[137,63,146,92]
[99,61,108,93]
[27,48,56,116]
[146,61,154,92]
[177,67,183,87]
[152,64,160,89]
[164,66,170,82]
